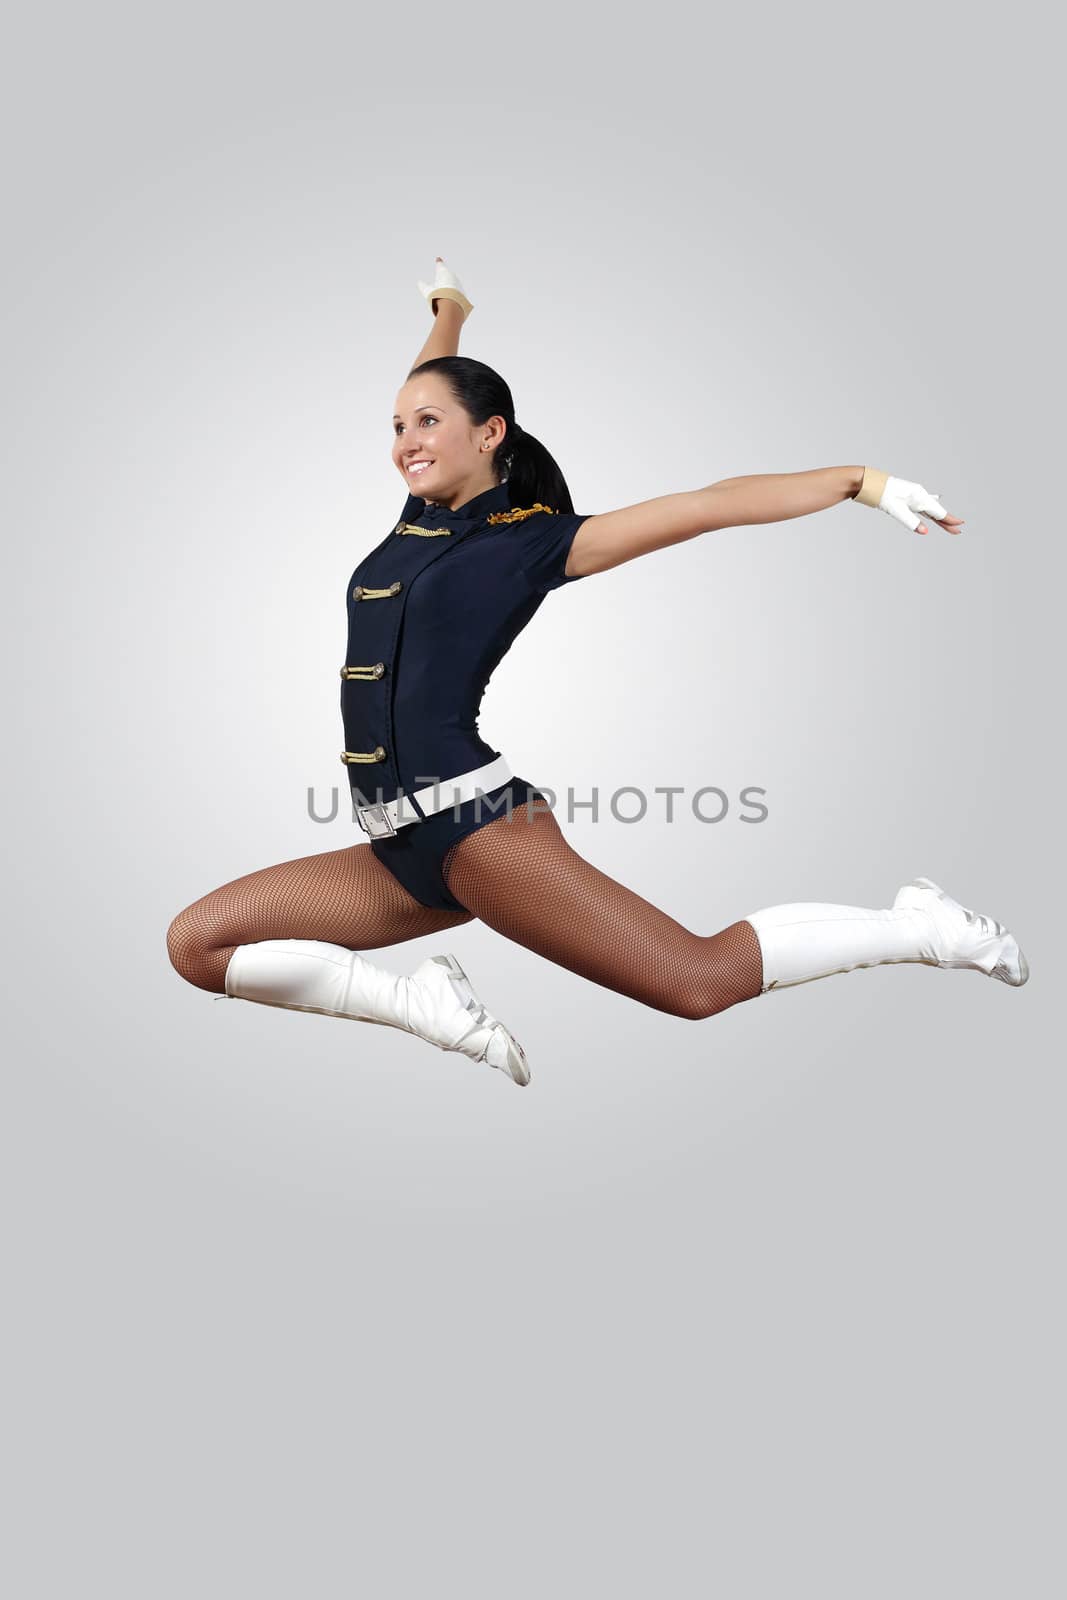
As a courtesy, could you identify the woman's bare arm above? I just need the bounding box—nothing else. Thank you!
[564,468,864,577]
[408,297,464,374]
[565,464,968,577]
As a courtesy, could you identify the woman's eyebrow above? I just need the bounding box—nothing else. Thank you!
[392,405,442,421]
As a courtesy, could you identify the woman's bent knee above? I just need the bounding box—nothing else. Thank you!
[166,907,230,994]
[673,990,738,1022]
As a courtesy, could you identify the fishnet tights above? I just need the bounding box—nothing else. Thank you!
[166,842,471,994]
[167,809,764,1019]
[442,803,764,1019]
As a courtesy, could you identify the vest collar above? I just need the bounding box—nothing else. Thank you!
[413,480,512,525]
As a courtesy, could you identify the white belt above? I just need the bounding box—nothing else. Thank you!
[353,753,514,840]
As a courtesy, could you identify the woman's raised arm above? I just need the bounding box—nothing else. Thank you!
[407,256,472,374]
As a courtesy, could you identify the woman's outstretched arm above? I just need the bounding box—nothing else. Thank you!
[564,466,964,579]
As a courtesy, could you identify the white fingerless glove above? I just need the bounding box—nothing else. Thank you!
[855,466,949,533]
[416,256,474,322]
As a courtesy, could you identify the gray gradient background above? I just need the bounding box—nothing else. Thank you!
[3,3,1063,1595]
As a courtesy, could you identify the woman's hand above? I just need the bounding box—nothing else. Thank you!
[409,256,472,371]
[855,467,964,535]
[416,256,473,322]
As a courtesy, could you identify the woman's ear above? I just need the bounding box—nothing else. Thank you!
[480,415,508,451]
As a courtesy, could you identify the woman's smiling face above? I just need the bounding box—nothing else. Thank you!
[391,370,506,508]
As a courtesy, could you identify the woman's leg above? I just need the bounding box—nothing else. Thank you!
[167,840,471,995]
[165,841,531,1082]
[441,806,1028,1017]
[442,806,764,1019]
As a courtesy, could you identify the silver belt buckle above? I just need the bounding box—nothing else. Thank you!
[357,802,396,840]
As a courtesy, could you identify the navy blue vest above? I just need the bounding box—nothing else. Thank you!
[342,480,585,816]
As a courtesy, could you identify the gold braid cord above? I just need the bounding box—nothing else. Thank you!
[486,503,557,525]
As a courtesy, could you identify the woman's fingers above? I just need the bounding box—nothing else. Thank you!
[921,491,964,536]
[918,512,965,536]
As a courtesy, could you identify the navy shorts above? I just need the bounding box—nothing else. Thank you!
[369,776,551,913]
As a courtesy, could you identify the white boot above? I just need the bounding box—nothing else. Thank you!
[224,941,530,1085]
[416,255,473,321]
[745,877,1029,992]
[891,878,1029,985]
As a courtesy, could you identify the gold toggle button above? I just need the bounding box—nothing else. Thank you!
[352,582,403,600]
[341,747,387,764]
[340,663,386,680]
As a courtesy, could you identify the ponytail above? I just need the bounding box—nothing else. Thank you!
[502,423,574,514]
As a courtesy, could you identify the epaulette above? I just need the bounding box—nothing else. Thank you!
[486,503,557,525]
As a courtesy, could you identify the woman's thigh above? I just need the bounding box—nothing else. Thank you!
[167,839,473,992]
[442,804,762,1017]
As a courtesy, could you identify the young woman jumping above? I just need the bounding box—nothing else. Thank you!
[166,257,1029,1087]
